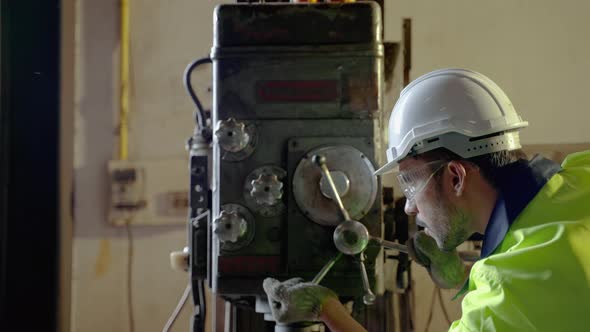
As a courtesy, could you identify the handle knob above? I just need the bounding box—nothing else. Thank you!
[250,173,283,206]
[213,210,247,243]
[215,118,250,152]
[359,254,376,305]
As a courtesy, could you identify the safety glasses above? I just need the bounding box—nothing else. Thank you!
[397,160,447,201]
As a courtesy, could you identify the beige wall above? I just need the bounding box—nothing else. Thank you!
[72,1,226,331]
[384,2,590,331]
[385,0,590,145]
[71,1,590,332]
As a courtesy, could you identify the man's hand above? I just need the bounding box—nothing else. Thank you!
[408,231,468,289]
[263,277,338,324]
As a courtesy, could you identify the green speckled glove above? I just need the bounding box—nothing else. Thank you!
[263,277,338,324]
[408,231,467,289]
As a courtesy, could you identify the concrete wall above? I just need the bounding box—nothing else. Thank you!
[71,1,590,332]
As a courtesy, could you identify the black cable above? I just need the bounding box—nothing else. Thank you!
[197,279,206,332]
[125,219,135,332]
[183,57,212,136]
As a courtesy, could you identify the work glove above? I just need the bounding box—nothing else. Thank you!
[408,231,467,289]
[263,277,338,324]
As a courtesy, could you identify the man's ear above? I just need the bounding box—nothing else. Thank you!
[447,161,467,196]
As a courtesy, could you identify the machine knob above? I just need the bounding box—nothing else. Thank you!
[215,118,250,152]
[213,210,248,243]
[319,170,350,200]
[250,174,283,206]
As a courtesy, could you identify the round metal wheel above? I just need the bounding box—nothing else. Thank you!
[292,145,377,226]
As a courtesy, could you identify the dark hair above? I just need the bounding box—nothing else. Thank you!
[414,148,528,188]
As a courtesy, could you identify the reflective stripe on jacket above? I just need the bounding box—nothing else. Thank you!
[449,150,590,332]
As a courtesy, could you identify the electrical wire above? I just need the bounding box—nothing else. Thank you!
[125,219,135,332]
[119,0,130,161]
[404,267,416,330]
[183,58,212,134]
[423,286,453,332]
[409,277,416,331]
[163,283,192,332]
[424,286,437,332]
[437,288,452,325]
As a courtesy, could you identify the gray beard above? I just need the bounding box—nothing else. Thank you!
[432,190,470,251]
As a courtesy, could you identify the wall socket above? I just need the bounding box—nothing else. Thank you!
[107,159,190,226]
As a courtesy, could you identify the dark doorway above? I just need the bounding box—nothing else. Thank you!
[1,0,61,330]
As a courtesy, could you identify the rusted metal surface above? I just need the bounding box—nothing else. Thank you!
[403,18,412,87]
[208,2,386,313]
[215,2,381,46]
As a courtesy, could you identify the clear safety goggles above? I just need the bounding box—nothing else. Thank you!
[397,160,447,201]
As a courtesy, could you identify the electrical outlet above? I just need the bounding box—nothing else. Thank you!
[108,158,190,226]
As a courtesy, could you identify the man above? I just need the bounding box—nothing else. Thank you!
[263,68,590,331]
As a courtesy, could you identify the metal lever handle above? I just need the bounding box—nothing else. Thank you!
[312,154,374,305]
[312,252,343,285]
[312,155,352,222]
[371,237,408,253]
[374,237,480,262]
[358,253,376,305]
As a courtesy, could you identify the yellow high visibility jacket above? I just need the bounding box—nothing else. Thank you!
[450,151,590,332]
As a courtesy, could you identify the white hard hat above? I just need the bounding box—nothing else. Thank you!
[375,68,528,175]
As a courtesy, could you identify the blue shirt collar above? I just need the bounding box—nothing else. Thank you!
[480,155,561,257]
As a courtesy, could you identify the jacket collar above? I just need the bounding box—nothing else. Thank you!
[480,155,561,258]
[454,155,561,299]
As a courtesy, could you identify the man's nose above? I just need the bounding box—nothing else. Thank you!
[404,198,418,216]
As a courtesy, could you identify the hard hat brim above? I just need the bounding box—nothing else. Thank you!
[374,161,399,176]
